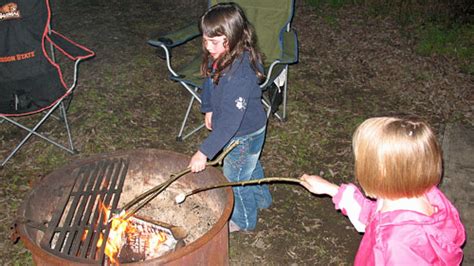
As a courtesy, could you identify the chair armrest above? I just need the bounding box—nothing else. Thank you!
[46,30,95,61]
[148,24,200,49]
[279,29,298,64]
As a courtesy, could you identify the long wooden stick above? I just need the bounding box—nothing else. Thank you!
[115,140,240,221]
[175,177,302,204]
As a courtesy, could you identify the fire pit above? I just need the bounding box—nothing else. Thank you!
[13,149,233,265]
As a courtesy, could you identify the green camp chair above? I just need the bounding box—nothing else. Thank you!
[148,0,298,141]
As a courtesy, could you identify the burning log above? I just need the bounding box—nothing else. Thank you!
[100,215,185,264]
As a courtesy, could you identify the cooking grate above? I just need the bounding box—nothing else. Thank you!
[39,158,129,264]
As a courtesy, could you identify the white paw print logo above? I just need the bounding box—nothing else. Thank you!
[235,97,247,111]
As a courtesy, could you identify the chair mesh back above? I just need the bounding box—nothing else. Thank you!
[0,0,64,115]
[210,0,294,63]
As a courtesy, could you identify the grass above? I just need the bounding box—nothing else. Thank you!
[10,244,33,266]
[306,0,352,9]
[305,0,474,75]
[416,23,474,74]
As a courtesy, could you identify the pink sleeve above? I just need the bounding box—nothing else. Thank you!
[332,184,376,232]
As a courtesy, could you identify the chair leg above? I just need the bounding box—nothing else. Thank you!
[262,65,289,122]
[262,83,284,121]
[59,102,76,153]
[272,108,284,121]
[177,94,197,141]
[262,95,272,118]
[176,85,205,141]
[281,65,289,121]
[1,102,76,166]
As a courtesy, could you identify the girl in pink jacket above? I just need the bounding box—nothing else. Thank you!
[301,115,465,265]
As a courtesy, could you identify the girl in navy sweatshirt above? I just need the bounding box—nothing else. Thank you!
[188,2,271,232]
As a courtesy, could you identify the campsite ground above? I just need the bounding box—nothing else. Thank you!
[1,0,472,265]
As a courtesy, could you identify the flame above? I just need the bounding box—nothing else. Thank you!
[81,229,89,241]
[96,201,168,265]
[96,202,127,264]
[148,231,168,254]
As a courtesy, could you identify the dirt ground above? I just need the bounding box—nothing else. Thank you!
[0,0,472,265]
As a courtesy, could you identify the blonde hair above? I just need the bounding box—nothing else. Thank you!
[353,115,442,199]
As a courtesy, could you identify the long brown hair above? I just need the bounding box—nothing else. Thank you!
[199,2,264,84]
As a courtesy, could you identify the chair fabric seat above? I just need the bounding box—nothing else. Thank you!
[170,55,204,88]
[0,68,64,115]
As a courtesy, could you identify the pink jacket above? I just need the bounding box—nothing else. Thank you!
[333,184,465,266]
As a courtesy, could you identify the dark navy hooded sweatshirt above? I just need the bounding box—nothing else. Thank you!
[199,51,267,159]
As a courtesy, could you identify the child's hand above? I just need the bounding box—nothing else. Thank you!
[300,174,340,197]
[205,112,213,130]
[189,151,207,172]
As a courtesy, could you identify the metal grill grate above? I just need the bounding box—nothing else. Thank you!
[40,158,129,264]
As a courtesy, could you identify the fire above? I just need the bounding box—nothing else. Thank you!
[96,201,168,264]
[148,231,168,254]
[81,229,88,241]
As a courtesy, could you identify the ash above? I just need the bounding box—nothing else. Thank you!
[119,172,219,244]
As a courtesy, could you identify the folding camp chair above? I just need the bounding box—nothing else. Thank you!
[0,0,95,166]
[148,0,298,141]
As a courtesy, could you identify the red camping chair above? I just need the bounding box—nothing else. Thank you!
[0,0,95,166]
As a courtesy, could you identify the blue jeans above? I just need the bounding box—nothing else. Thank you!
[223,126,272,231]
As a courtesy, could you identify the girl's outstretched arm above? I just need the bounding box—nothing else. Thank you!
[300,174,339,196]
[300,174,376,232]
